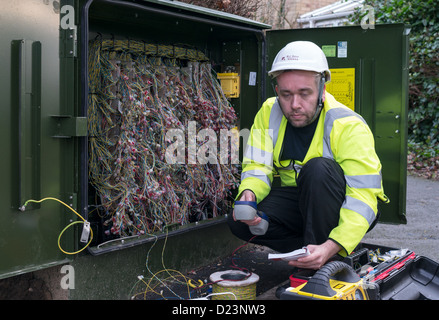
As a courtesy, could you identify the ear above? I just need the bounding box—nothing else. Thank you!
[321,84,326,102]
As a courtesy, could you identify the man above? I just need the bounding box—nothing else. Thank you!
[227,41,389,270]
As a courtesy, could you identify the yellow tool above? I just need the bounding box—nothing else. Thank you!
[280,261,375,300]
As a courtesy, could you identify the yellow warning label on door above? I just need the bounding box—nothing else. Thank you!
[327,68,355,111]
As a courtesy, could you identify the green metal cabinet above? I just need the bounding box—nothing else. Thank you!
[0,0,76,279]
[0,0,408,293]
[0,0,269,283]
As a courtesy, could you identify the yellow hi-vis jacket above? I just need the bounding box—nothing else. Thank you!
[238,92,389,256]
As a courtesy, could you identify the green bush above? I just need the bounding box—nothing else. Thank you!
[407,139,439,179]
[351,0,439,146]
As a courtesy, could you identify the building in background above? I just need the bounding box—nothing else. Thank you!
[297,0,364,28]
[255,0,364,29]
[255,0,338,29]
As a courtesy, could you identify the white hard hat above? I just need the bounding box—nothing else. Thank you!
[268,41,331,82]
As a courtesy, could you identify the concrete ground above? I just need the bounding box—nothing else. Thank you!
[258,175,439,299]
[363,175,439,263]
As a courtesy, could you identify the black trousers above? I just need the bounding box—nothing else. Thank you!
[227,157,346,253]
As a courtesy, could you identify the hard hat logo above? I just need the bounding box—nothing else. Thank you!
[269,41,331,83]
[281,55,299,61]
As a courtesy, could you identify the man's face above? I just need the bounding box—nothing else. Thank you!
[275,70,325,128]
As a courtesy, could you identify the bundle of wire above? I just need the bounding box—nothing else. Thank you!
[88,39,240,237]
[130,233,257,300]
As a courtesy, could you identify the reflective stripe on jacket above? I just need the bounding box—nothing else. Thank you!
[238,92,389,255]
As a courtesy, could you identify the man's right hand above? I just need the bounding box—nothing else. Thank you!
[233,190,261,226]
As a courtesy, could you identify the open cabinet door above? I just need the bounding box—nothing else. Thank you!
[265,24,409,224]
[0,1,81,279]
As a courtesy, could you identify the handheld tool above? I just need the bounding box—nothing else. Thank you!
[234,201,269,235]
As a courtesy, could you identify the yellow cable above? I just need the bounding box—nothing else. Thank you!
[144,269,192,300]
[58,221,93,255]
[211,282,257,300]
[22,197,84,221]
[21,197,93,255]
[135,230,196,300]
